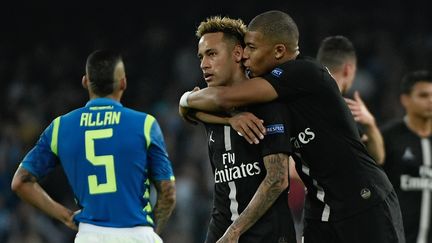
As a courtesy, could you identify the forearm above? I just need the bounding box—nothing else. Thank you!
[187,87,229,111]
[185,78,278,112]
[227,153,289,235]
[194,111,230,125]
[153,180,176,234]
[364,123,385,165]
[11,169,73,224]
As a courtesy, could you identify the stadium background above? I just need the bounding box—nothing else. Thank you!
[0,1,431,242]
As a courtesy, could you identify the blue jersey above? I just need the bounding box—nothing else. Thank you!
[20,98,175,228]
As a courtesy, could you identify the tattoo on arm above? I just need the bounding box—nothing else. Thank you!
[17,167,37,183]
[153,180,176,234]
[230,153,289,234]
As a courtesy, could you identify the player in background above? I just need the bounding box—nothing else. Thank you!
[381,70,432,243]
[11,50,176,243]
[317,35,385,164]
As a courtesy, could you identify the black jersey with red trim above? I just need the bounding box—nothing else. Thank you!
[382,119,432,243]
[262,56,394,222]
[204,101,296,243]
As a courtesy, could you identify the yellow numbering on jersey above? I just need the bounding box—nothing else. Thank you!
[85,128,117,194]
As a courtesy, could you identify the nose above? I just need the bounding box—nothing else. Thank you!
[200,56,210,71]
[242,48,250,60]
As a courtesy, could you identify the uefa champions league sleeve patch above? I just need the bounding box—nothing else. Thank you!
[266,124,285,134]
[271,68,284,78]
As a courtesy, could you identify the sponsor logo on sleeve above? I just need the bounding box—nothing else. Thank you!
[266,124,285,135]
[271,68,284,78]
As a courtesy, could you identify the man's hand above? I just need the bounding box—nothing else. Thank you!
[216,227,240,243]
[63,210,79,231]
[228,112,266,144]
[345,91,385,163]
[178,106,198,125]
[179,87,201,125]
[345,91,375,127]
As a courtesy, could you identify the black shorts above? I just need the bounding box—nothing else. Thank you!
[205,204,297,243]
[303,191,405,243]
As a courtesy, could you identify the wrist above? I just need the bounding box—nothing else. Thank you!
[364,118,377,129]
[228,223,242,235]
[179,91,192,107]
[59,207,73,223]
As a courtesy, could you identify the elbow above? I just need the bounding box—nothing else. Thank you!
[11,175,24,194]
[376,154,385,166]
[11,167,36,195]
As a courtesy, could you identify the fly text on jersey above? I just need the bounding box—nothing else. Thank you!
[80,111,121,127]
[215,152,261,183]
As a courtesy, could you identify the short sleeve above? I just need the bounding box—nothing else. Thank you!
[20,120,60,179]
[263,58,326,102]
[250,101,292,157]
[145,115,175,181]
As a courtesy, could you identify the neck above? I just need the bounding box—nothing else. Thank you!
[328,71,344,93]
[228,68,248,86]
[89,92,122,102]
[405,115,432,137]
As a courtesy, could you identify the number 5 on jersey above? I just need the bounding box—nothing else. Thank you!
[85,129,117,194]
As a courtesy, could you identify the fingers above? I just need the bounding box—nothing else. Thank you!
[344,97,356,105]
[240,121,261,144]
[231,112,265,144]
[178,106,198,125]
[185,116,198,125]
[354,91,364,104]
[237,127,255,144]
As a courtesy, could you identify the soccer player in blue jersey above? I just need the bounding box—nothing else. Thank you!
[11,50,176,242]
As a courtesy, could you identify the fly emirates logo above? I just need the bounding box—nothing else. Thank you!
[401,166,432,190]
[291,128,316,149]
[214,152,261,183]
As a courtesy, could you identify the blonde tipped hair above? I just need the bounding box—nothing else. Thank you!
[196,16,247,47]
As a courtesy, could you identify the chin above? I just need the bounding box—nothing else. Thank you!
[206,81,214,87]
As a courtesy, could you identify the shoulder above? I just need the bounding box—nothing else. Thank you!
[280,56,322,70]
[380,119,405,136]
[276,56,326,79]
[60,106,87,119]
[120,107,150,119]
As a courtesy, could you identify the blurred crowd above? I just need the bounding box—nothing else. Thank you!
[1,2,432,243]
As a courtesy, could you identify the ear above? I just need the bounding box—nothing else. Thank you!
[274,44,286,60]
[119,77,127,91]
[82,75,88,90]
[342,63,350,78]
[232,45,244,63]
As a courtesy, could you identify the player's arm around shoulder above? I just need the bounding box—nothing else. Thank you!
[183,77,278,111]
[217,153,289,243]
[11,166,77,230]
[153,179,176,235]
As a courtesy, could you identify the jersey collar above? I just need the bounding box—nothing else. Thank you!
[85,98,123,108]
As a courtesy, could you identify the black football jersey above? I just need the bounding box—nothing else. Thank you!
[263,56,394,222]
[204,101,296,243]
[382,119,432,243]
